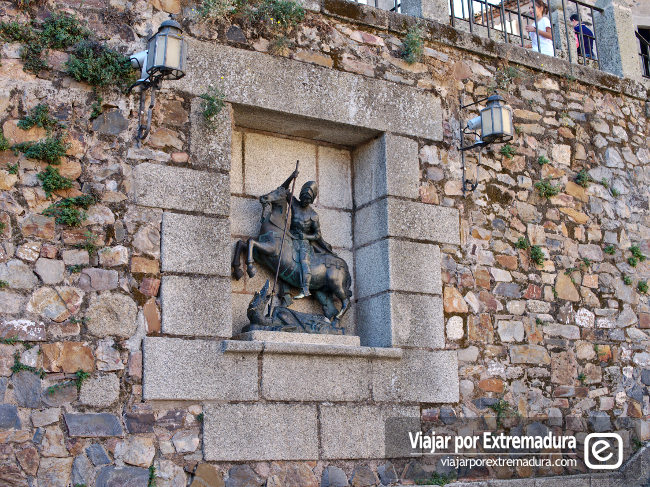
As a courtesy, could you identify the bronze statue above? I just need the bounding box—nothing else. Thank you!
[232,168,352,328]
[244,280,344,334]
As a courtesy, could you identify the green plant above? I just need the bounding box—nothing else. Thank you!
[582,258,592,268]
[535,317,544,326]
[200,86,225,128]
[638,281,648,294]
[13,136,69,165]
[37,165,73,198]
[552,286,558,299]
[537,155,549,165]
[69,316,89,325]
[0,21,32,43]
[42,195,95,226]
[632,438,644,452]
[11,351,46,378]
[500,143,516,159]
[0,132,10,152]
[514,125,522,135]
[564,267,577,275]
[67,264,86,273]
[46,369,90,395]
[196,0,239,21]
[530,245,544,266]
[623,275,632,285]
[600,178,609,188]
[534,178,561,199]
[611,188,620,197]
[630,245,647,262]
[148,465,157,487]
[487,398,514,428]
[196,412,204,423]
[7,163,18,175]
[628,257,639,268]
[66,41,135,88]
[415,472,457,486]
[0,222,5,234]
[496,65,520,89]
[401,24,425,64]
[578,373,586,385]
[39,12,91,50]
[18,104,60,132]
[604,245,616,255]
[90,92,103,120]
[255,0,305,29]
[75,231,99,256]
[0,280,8,288]
[575,169,592,188]
[0,335,19,345]
[515,237,530,250]
[593,344,599,352]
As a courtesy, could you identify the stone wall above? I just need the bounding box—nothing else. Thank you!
[0,0,649,485]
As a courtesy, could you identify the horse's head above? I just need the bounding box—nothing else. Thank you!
[259,188,288,229]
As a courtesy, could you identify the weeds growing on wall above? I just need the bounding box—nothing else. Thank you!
[66,41,135,88]
[13,136,69,165]
[0,12,91,74]
[0,132,9,152]
[196,0,239,21]
[42,195,95,226]
[575,169,592,188]
[401,24,425,64]
[18,104,60,132]
[37,165,73,197]
[534,178,560,199]
[200,86,226,128]
[530,245,545,266]
[499,144,516,159]
[196,0,304,29]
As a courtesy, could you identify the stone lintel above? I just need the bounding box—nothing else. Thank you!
[178,42,442,141]
[236,330,360,346]
[221,339,403,359]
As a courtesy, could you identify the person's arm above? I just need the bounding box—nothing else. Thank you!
[538,27,552,40]
[280,169,299,190]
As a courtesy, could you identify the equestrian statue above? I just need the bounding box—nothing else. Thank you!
[231,163,352,332]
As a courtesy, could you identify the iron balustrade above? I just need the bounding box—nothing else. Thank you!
[637,30,650,79]
[561,0,601,69]
[448,0,603,69]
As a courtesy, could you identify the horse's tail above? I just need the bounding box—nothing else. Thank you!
[344,263,352,298]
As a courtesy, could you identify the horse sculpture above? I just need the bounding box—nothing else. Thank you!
[231,181,352,326]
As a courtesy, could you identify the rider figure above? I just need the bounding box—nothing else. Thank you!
[280,170,334,299]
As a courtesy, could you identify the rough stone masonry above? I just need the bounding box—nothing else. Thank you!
[0,0,649,485]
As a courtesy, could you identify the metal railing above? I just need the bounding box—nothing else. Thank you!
[448,0,603,70]
[561,0,601,69]
[637,30,650,79]
[350,0,400,12]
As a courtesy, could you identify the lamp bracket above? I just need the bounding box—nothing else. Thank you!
[460,95,492,110]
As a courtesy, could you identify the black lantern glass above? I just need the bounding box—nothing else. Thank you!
[480,94,513,144]
[146,19,187,83]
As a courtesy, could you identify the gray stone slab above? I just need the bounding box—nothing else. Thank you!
[261,353,371,401]
[237,330,360,346]
[319,404,419,459]
[64,413,124,437]
[161,275,232,337]
[133,163,228,216]
[96,466,149,487]
[354,198,460,247]
[203,403,318,461]
[356,291,444,348]
[142,337,258,400]
[179,43,442,141]
[372,349,459,402]
[221,339,402,359]
[233,104,379,147]
[12,370,42,408]
[161,212,230,275]
[190,99,232,171]
[0,404,20,429]
[353,134,419,208]
[230,196,262,237]
[355,238,441,299]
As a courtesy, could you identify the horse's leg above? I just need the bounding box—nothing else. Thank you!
[314,290,338,322]
[246,238,278,278]
[231,240,247,280]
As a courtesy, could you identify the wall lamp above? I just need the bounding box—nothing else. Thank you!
[458,93,513,196]
[129,19,187,141]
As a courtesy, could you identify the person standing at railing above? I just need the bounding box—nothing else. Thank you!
[570,13,595,58]
[525,0,554,56]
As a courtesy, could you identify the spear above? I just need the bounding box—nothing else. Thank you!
[267,160,300,317]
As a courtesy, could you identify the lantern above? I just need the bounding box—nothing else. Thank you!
[479,94,514,144]
[146,19,187,83]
